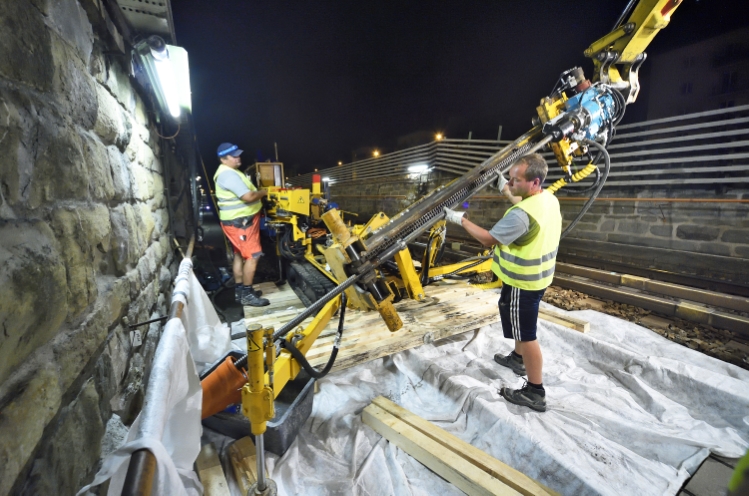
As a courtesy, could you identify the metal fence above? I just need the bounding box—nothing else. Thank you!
[288,104,749,189]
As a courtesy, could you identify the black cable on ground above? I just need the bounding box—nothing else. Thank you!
[561,139,611,239]
[279,293,347,379]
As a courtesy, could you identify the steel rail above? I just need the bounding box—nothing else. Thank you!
[122,235,195,496]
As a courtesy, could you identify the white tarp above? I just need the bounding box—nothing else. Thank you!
[237,302,749,496]
[80,259,222,495]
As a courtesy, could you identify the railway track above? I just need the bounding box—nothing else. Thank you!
[415,240,749,370]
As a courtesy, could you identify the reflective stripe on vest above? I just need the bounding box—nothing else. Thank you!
[490,190,562,290]
[213,165,262,221]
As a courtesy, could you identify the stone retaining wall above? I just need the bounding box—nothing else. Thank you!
[0,1,189,493]
[329,171,749,288]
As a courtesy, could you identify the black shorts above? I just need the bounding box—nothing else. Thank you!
[498,284,546,342]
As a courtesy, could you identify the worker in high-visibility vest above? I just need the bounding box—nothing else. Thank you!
[445,153,561,412]
[213,142,270,307]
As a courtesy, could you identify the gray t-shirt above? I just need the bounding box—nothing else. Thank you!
[216,170,252,198]
[489,209,539,246]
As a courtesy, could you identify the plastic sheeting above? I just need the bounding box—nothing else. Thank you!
[249,302,749,496]
[79,259,216,495]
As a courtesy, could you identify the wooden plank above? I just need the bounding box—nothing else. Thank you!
[310,313,498,371]
[371,397,559,496]
[227,437,267,495]
[362,403,521,496]
[195,443,230,496]
[537,307,589,333]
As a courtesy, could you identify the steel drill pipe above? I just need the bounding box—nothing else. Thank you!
[362,128,551,261]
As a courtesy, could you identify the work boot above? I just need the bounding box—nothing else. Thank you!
[241,288,270,307]
[246,285,263,298]
[500,381,546,412]
[235,285,262,303]
[494,351,526,376]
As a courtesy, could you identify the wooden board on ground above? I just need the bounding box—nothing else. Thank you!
[195,442,230,496]
[362,396,558,496]
[227,436,267,495]
[244,279,588,373]
[538,307,590,333]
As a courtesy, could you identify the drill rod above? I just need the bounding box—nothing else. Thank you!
[256,433,267,491]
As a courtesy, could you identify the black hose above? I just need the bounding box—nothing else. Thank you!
[612,0,638,31]
[279,293,347,379]
[561,139,610,239]
[420,232,433,287]
[428,256,491,283]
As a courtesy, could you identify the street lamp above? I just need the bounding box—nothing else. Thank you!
[338,161,343,166]
[373,150,380,158]
[435,133,444,141]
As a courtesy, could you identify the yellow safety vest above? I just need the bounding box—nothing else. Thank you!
[490,190,562,290]
[213,164,262,221]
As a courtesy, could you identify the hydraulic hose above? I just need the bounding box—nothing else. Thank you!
[560,139,610,239]
[428,256,491,283]
[279,293,347,379]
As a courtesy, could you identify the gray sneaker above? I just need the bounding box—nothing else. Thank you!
[241,291,270,307]
[500,381,546,412]
[494,352,526,376]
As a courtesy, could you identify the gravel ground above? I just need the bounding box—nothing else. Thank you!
[543,286,749,371]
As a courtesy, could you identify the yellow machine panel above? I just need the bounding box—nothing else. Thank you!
[267,188,310,217]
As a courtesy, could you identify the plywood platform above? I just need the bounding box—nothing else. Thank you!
[244,279,502,373]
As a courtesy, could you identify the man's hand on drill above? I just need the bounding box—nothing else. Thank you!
[444,207,465,225]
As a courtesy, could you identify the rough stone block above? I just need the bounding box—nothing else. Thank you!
[0,363,63,496]
[23,379,104,495]
[571,222,599,232]
[676,224,720,241]
[110,203,144,273]
[30,126,89,208]
[698,242,732,257]
[0,220,67,385]
[600,220,616,232]
[102,58,136,113]
[721,230,749,245]
[135,202,156,244]
[54,277,129,392]
[131,163,155,201]
[617,220,650,234]
[51,206,111,318]
[45,0,94,64]
[608,233,699,252]
[50,29,97,129]
[650,224,673,237]
[565,230,608,241]
[0,89,30,207]
[108,146,133,201]
[0,1,54,91]
[93,83,131,149]
[80,131,115,201]
[735,246,749,258]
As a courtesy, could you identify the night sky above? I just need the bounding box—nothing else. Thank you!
[172,1,748,176]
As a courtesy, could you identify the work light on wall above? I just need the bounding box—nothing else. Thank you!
[132,36,192,121]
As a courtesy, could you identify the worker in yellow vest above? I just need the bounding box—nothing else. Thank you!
[214,142,270,307]
[445,153,561,412]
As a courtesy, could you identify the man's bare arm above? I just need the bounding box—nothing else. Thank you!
[240,189,268,203]
[461,217,500,247]
[502,185,522,205]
